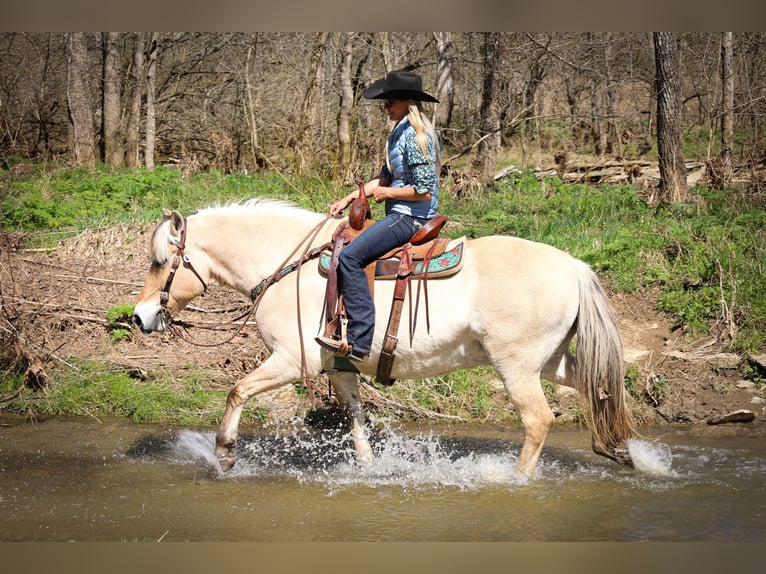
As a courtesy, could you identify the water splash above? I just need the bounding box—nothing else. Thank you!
[170,425,529,489]
[173,429,223,473]
[328,430,528,490]
[627,437,676,477]
[169,425,685,490]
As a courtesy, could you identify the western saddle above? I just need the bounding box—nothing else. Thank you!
[320,182,464,385]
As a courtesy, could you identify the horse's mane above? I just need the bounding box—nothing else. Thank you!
[195,197,317,219]
[149,198,322,265]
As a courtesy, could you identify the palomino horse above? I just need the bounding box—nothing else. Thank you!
[132,199,635,478]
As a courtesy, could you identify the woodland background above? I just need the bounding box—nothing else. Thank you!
[1,32,764,198]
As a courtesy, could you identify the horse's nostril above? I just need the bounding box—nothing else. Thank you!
[132,314,142,329]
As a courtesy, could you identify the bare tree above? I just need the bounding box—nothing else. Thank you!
[125,33,144,168]
[379,32,395,73]
[145,33,158,171]
[434,32,455,131]
[719,32,735,187]
[293,32,329,172]
[522,33,549,122]
[101,32,123,166]
[653,32,687,203]
[602,32,620,156]
[587,33,610,156]
[337,32,355,181]
[739,33,764,161]
[242,34,266,172]
[475,32,503,189]
[66,32,97,169]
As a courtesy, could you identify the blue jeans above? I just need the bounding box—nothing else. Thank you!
[337,213,423,354]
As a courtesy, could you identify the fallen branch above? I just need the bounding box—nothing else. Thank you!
[0,386,24,403]
[53,274,143,287]
[359,378,465,421]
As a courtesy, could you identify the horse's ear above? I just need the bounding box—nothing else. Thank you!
[162,208,172,219]
[167,210,184,245]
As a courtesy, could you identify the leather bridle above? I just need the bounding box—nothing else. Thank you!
[159,217,208,323]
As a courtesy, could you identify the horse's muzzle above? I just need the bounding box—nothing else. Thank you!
[132,305,166,333]
[132,313,152,334]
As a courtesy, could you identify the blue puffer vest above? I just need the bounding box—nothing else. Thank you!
[385,118,438,219]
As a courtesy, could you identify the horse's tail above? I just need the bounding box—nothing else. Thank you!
[573,262,635,467]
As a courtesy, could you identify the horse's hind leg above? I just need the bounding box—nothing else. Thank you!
[541,326,577,389]
[496,363,555,478]
[215,354,301,471]
[541,348,576,389]
[327,370,373,464]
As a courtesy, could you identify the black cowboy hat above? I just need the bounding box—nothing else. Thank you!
[362,70,439,103]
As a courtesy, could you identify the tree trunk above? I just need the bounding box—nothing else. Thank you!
[476,32,503,189]
[719,31,734,187]
[588,34,608,156]
[337,32,355,182]
[523,35,549,122]
[521,36,549,158]
[66,32,97,169]
[145,32,158,171]
[101,32,123,167]
[433,32,455,130]
[653,32,687,203]
[379,32,395,73]
[125,32,144,168]
[243,35,266,172]
[293,32,328,172]
[604,33,620,157]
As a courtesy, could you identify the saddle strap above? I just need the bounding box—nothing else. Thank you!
[376,244,412,386]
[410,237,444,343]
[324,228,347,322]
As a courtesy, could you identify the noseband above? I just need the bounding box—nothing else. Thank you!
[159,217,208,322]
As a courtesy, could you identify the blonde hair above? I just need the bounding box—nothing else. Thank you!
[385,101,440,173]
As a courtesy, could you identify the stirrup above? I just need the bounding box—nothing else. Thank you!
[315,335,351,356]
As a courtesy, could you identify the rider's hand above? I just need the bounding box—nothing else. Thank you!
[372,186,390,203]
[329,196,350,217]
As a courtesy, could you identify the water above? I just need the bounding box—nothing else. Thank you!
[1,415,764,541]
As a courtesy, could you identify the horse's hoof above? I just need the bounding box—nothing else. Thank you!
[613,447,634,467]
[593,440,634,468]
[215,447,236,472]
[356,450,374,466]
[217,453,236,471]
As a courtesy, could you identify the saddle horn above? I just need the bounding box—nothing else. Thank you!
[348,180,371,231]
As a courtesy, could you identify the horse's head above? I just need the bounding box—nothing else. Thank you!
[133,209,209,333]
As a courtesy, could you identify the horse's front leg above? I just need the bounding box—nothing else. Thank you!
[215,354,301,471]
[327,370,373,464]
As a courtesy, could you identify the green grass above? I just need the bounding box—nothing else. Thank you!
[1,162,335,239]
[0,358,266,425]
[385,365,513,422]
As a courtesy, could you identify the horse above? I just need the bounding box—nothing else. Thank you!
[132,199,636,478]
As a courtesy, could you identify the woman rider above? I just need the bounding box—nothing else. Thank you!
[316,69,441,361]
